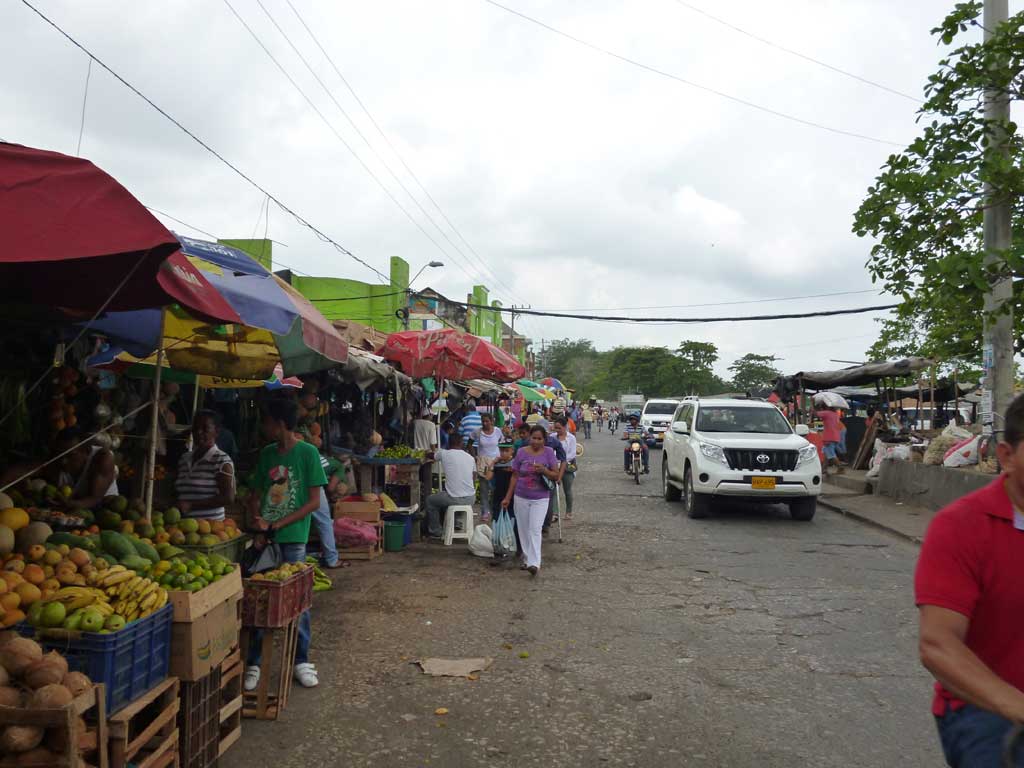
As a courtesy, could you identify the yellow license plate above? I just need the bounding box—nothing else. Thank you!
[751,477,776,490]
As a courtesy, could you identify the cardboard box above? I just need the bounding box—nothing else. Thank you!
[169,566,243,623]
[170,593,242,681]
[332,500,380,521]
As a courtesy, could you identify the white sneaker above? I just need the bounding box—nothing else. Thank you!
[294,662,319,688]
[244,665,260,692]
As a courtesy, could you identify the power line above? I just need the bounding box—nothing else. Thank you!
[545,288,883,312]
[480,0,904,147]
[19,0,390,283]
[670,0,921,103]
[75,57,91,155]
[283,0,535,321]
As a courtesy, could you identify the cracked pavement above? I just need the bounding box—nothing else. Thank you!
[222,430,936,767]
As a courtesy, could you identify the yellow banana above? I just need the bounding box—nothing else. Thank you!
[100,570,135,588]
[117,577,143,601]
[154,588,168,608]
[126,609,140,622]
[91,602,113,616]
[135,580,159,603]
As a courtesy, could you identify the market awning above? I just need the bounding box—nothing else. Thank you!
[378,329,526,382]
[779,357,935,391]
[334,347,409,391]
[0,143,239,320]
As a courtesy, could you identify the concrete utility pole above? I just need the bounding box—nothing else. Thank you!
[982,0,1015,443]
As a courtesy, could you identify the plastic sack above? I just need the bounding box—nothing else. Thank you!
[924,435,961,465]
[867,441,912,478]
[333,517,379,547]
[492,508,517,557]
[944,436,981,468]
[469,524,493,558]
[942,423,973,441]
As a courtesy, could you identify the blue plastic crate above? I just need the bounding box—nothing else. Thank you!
[19,603,173,715]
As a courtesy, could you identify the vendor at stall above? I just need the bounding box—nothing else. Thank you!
[0,427,118,509]
[175,410,235,522]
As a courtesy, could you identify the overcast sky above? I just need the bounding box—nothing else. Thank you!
[1,1,973,378]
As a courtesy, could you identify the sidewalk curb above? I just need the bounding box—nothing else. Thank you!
[818,495,923,546]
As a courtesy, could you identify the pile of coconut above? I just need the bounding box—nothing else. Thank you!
[0,633,96,767]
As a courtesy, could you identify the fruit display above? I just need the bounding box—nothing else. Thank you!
[0,635,100,765]
[27,565,168,631]
[248,561,311,582]
[149,552,236,593]
[376,444,426,460]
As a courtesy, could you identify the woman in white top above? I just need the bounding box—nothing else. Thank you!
[474,413,501,519]
[553,418,578,519]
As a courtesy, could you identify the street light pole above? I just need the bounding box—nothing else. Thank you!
[982,0,1014,445]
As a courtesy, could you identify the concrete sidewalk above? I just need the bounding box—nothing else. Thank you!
[819,478,937,544]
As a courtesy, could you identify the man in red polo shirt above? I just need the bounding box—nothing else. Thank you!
[916,394,1024,766]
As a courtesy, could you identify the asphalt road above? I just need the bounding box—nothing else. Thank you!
[223,429,938,768]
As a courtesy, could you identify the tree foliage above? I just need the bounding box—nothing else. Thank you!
[854,1,1024,360]
[728,354,782,394]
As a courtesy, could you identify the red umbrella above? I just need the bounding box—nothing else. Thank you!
[379,328,526,383]
[0,142,239,320]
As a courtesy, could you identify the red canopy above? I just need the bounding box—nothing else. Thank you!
[378,328,526,383]
[0,142,239,320]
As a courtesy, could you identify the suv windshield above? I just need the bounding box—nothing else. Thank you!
[696,406,791,434]
[644,402,677,415]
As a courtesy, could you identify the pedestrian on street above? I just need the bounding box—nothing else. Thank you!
[596,408,605,433]
[816,406,843,474]
[916,393,1024,766]
[472,413,501,521]
[425,433,477,539]
[609,408,619,434]
[458,400,482,449]
[502,425,560,576]
[582,404,594,439]
[553,417,577,520]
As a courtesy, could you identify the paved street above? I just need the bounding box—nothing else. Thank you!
[224,431,937,768]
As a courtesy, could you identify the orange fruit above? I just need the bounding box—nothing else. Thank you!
[1,609,25,627]
[22,564,45,586]
[0,593,20,612]
[0,572,24,588]
[26,545,46,562]
[14,582,41,606]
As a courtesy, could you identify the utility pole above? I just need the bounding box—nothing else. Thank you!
[982,0,1014,445]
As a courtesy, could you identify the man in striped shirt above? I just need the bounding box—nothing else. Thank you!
[459,401,483,448]
[175,411,235,522]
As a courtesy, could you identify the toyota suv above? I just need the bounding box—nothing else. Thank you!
[640,398,680,446]
[661,397,822,521]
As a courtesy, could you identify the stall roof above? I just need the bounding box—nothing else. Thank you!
[832,381,978,404]
[334,347,409,391]
[782,357,934,390]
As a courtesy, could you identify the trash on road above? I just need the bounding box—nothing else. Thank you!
[418,658,494,677]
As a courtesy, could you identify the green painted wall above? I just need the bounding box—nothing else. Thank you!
[284,257,410,333]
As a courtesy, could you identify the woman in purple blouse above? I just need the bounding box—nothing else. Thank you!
[501,425,561,576]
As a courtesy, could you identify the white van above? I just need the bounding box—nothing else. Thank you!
[641,399,680,446]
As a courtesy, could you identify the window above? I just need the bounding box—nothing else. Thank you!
[696,406,791,434]
[644,402,678,415]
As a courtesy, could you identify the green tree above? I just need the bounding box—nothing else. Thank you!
[674,340,725,394]
[729,353,781,393]
[853,1,1024,361]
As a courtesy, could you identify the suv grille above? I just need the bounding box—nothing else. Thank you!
[724,449,798,472]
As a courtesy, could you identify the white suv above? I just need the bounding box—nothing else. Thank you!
[661,398,822,521]
[640,398,680,446]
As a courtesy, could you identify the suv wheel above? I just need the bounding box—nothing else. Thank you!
[789,497,816,522]
[683,465,712,519]
[662,460,681,503]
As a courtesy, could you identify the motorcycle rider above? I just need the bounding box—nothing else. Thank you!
[621,415,650,474]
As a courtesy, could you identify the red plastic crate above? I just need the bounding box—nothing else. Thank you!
[241,568,313,628]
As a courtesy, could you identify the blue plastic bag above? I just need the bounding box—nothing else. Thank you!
[492,507,517,557]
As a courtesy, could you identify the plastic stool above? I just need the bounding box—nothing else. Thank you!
[443,504,474,546]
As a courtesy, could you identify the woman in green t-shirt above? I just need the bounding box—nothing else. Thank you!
[245,398,327,691]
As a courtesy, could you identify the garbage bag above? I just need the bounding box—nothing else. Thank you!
[469,525,493,558]
[492,508,517,557]
[944,436,981,467]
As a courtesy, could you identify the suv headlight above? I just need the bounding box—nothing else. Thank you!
[699,442,728,465]
[798,444,819,465]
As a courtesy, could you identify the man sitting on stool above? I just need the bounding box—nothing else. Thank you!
[426,433,477,539]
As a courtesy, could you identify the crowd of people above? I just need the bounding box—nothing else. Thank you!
[423,397,624,577]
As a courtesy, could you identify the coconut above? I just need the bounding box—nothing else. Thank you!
[0,632,18,648]
[0,686,22,707]
[61,672,91,698]
[16,747,56,766]
[0,493,12,511]
[27,684,72,710]
[0,725,44,754]
[23,653,68,690]
[0,637,42,677]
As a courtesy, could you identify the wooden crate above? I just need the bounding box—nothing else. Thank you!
[334,501,384,560]
[107,676,180,768]
[218,649,242,757]
[239,618,299,721]
[0,683,109,768]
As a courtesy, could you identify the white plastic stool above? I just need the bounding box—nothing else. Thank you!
[443,504,475,546]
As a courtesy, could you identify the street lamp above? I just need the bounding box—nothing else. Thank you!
[403,261,444,329]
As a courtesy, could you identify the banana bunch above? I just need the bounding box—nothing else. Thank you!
[51,586,113,615]
[95,567,169,623]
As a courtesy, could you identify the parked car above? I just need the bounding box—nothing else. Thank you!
[661,397,822,521]
[640,398,680,447]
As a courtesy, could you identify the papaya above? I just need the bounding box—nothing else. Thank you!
[130,538,160,565]
[46,532,94,551]
[119,554,151,573]
[97,511,121,530]
[99,531,136,561]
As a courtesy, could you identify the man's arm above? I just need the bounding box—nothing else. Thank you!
[73,450,117,509]
[919,604,1024,721]
[269,485,321,532]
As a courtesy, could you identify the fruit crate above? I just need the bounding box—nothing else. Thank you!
[0,682,109,768]
[178,664,221,768]
[218,649,243,758]
[241,568,313,628]
[107,675,179,768]
[20,604,174,715]
[179,534,250,563]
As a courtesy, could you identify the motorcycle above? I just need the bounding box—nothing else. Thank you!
[629,439,644,484]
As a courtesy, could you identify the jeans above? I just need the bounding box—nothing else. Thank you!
[936,703,1023,767]
[624,445,649,471]
[583,421,592,439]
[426,491,475,537]
[562,470,575,516]
[247,543,312,666]
[838,431,847,456]
[311,489,338,566]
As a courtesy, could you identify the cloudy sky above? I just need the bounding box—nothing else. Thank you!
[1,0,967,378]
